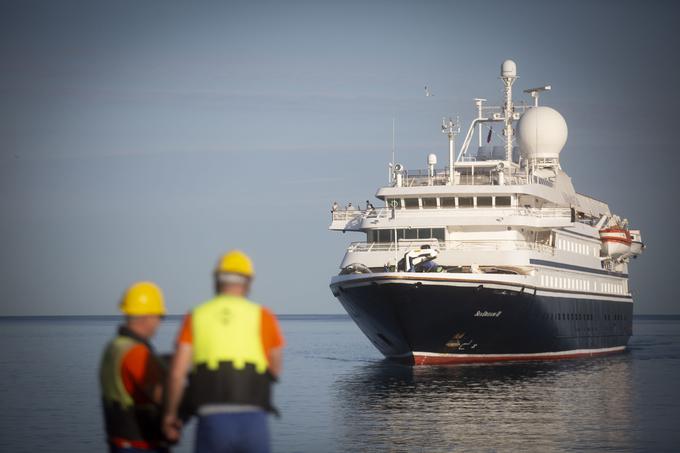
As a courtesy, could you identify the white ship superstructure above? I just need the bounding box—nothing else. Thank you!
[329,60,644,365]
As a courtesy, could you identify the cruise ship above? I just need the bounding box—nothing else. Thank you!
[329,60,644,365]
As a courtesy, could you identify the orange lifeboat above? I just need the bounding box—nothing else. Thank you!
[599,228,632,259]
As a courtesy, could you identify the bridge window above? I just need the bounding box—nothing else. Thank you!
[441,197,456,208]
[477,196,493,207]
[386,198,402,209]
[417,228,431,239]
[458,197,473,208]
[422,198,438,209]
[377,229,392,243]
[404,198,419,209]
[495,196,511,207]
[370,228,446,243]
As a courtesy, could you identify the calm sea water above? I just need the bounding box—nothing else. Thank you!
[0,315,679,452]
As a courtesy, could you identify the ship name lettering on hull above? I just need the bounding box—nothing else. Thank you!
[474,310,503,318]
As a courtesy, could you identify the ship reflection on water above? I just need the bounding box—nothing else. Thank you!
[332,356,634,451]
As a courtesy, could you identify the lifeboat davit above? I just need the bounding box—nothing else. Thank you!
[629,229,645,256]
[599,228,632,259]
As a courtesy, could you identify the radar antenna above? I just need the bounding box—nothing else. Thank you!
[523,85,552,107]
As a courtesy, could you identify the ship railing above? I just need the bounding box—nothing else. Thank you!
[347,240,554,254]
[400,169,553,187]
[515,207,572,218]
[331,208,390,222]
[333,206,570,218]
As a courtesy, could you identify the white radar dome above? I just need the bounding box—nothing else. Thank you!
[517,106,568,160]
[427,153,437,166]
[501,59,517,78]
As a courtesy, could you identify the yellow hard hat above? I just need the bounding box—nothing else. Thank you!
[215,250,254,278]
[120,281,166,316]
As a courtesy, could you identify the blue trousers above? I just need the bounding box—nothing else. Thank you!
[195,411,270,453]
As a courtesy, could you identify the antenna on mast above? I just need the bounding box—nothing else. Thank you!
[388,117,396,184]
[474,98,487,147]
[523,85,551,107]
[392,117,396,166]
[441,116,460,185]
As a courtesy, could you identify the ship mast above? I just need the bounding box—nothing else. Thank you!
[500,60,518,172]
[441,117,460,185]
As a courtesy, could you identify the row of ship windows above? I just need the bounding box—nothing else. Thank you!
[540,312,628,321]
[556,237,599,257]
[367,228,445,243]
[540,275,627,295]
[386,196,512,209]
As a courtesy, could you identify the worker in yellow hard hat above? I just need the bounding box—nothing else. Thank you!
[163,250,285,453]
[99,281,170,453]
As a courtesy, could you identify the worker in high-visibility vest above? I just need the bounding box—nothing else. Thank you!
[163,250,284,453]
[100,281,168,452]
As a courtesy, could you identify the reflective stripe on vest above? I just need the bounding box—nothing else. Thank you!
[99,335,163,443]
[187,295,275,413]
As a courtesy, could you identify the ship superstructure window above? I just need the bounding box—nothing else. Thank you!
[422,198,438,209]
[434,195,514,209]
[495,196,511,207]
[404,198,419,209]
[386,198,402,209]
[417,228,432,238]
[556,235,600,257]
[477,196,492,207]
[441,197,456,208]
[431,228,445,241]
[377,230,392,242]
[458,197,474,208]
[368,228,446,243]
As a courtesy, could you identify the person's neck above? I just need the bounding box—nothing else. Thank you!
[126,322,151,340]
[220,289,246,298]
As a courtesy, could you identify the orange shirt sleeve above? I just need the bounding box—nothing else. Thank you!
[260,307,285,355]
[120,344,164,404]
[177,313,193,345]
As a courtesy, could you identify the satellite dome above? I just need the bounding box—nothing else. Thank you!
[501,60,517,78]
[517,106,568,160]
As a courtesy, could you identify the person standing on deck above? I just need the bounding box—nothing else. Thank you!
[163,250,284,453]
[100,281,169,453]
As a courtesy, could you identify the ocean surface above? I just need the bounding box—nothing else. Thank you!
[0,315,679,452]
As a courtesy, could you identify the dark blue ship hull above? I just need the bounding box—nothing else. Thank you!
[331,275,632,365]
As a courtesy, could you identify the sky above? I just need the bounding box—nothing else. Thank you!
[1,0,679,315]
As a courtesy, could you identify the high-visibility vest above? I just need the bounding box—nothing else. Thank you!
[99,333,164,445]
[185,295,276,413]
